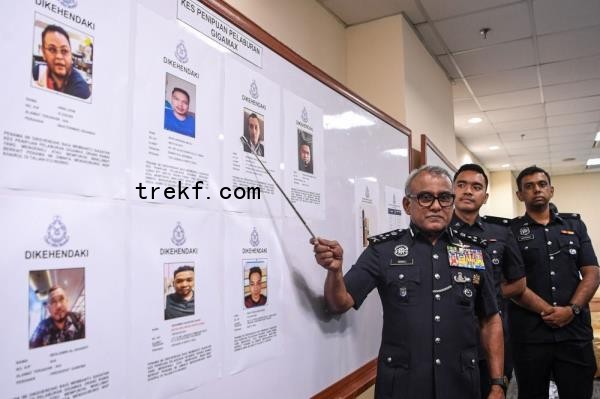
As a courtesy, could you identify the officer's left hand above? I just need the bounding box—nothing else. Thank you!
[541,306,574,328]
[487,385,505,399]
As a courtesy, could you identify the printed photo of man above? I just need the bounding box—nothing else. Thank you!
[32,23,91,100]
[165,265,195,320]
[244,266,267,308]
[242,110,264,157]
[164,73,196,138]
[298,131,313,174]
[29,285,85,349]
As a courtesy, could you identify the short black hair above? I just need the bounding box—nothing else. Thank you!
[173,265,194,279]
[171,87,190,102]
[516,166,551,191]
[42,25,71,47]
[248,113,259,122]
[454,163,488,188]
[248,266,262,278]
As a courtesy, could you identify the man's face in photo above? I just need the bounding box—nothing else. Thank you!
[248,116,260,145]
[47,287,69,324]
[249,271,262,301]
[173,270,194,298]
[42,31,73,80]
[300,144,311,166]
[171,90,190,119]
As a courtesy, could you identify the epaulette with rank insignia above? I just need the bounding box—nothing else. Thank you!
[367,229,407,245]
[481,215,510,226]
[558,212,580,220]
[450,228,488,247]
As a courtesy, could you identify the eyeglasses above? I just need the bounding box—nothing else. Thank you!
[44,46,71,57]
[407,191,455,208]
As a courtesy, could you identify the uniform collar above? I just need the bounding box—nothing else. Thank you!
[408,222,451,242]
[451,212,484,231]
[520,210,565,226]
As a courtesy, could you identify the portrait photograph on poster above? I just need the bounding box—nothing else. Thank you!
[164,73,196,138]
[297,130,313,174]
[31,13,93,101]
[242,108,265,157]
[243,261,267,309]
[28,267,86,349]
[164,262,195,320]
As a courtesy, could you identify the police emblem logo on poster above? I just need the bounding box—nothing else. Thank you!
[44,216,69,247]
[171,222,186,246]
[249,227,260,248]
[60,0,78,8]
[249,79,259,99]
[175,40,189,63]
[301,107,308,123]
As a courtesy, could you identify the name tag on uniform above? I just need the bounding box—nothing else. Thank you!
[447,245,485,270]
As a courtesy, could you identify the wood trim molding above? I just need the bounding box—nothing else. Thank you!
[311,359,377,399]
[199,0,411,138]
[420,134,457,172]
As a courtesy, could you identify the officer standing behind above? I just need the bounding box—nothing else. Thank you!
[452,164,526,397]
[312,166,505,399]
[510,166,599,398]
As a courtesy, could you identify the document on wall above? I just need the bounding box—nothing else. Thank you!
[130,5,222,209]
[282,90,325,220]
[0,1,130,197]
[221,58,282,216]
[0,195,127,398]
[223,214,284,374]
[384,185,408,231]
[354,179,380,252]
[128,205,221,397]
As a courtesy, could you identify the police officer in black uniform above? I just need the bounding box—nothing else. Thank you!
[510,166,599,398]
[312,166,505,399]
[451,164,526,397]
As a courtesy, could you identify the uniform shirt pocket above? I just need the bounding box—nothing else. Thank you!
[386,266,420,305]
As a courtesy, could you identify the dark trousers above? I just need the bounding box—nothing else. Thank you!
[512,341,596,399]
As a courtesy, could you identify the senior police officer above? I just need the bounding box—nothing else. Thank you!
[452,164,526,396]
[312,165,505,399]
[510,165,599,398]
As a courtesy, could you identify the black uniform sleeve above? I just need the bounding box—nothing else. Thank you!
[344,245,381,309]
[475,266,499,318]
[577,219,599,267]
[502,228,526,281]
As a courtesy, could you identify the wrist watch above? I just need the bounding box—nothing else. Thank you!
[490,376,508,393]
[571,303,582,315]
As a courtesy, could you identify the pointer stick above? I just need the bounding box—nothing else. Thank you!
[240,136,316,240]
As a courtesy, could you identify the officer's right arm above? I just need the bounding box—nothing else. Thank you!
[312,237,355,313]
[511,287,554,316]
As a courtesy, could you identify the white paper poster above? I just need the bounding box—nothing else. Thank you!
[130,5,222,209]
[222,58,282,216]
[282,90,325,221]
[0,1,130,197]
[384,185,408,231]
[0,195,127,398]
[128,205,221,397]
[354,179,380,251]
[223,214,284,374]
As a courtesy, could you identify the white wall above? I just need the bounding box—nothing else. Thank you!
[346,15,406,124]
[402,21,455,161]
[550,173,600,261]
[224,0,347,84]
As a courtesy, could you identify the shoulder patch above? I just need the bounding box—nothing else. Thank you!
[482,215,510,226]
[367,229,407,245]
[558,212,580,220]
[451,228,488,247]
